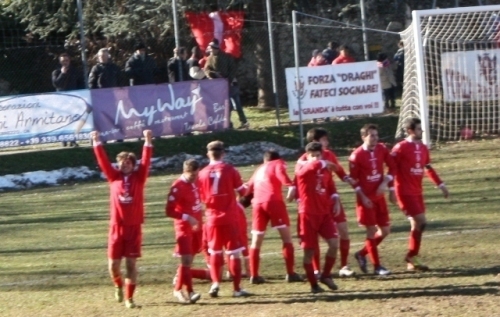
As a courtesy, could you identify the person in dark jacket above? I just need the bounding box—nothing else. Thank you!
[167,47,190,83]
[125,43,158,86]
[52,52,85,147]
[89,48,121,89]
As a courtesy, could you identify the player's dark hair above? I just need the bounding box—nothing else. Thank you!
[360,123,378,137]
[263,149,281,162]
[305,142,323,153]
[404,118,421,131]
[183,159,200,172]
[116,151,137,166]
[306,127,328,143]
[59,52,70,59]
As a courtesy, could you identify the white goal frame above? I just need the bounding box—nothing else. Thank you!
[410,5,500,145]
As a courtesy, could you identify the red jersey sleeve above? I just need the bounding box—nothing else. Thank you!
[424,147,443,186]
[232,166,247,196]
[348,151,360,188]
[275,159,293,186]
[382,144,397,179]
[137,145,153,184]
[324,150,348,181]
[165,183,184,220]
[93,144,120,181]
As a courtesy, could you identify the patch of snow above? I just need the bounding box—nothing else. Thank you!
[0,142,298,191]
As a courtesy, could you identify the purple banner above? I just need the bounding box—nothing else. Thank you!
[91,79,229,141]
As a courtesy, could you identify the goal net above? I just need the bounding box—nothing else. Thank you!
[398,5,500,143]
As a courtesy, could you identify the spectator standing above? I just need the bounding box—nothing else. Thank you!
[322,41,340,64]
[308,49,328,67]
[168,47,190,83]
[88,48,120,89]
[187,46,206,80]
[393,40,405,96]
[377,53,397,110]
[204,41,249,129]
[52,52,84,147]
[332,45,356,64]
[125,43,158,86]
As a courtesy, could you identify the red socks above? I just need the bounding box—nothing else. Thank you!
[125,282,136,300]
[365,238,380,267]
[312,243,321,272]
[112,276,123,288]
[339,239,350,267]
[249,248,260,277]
[407,230,422,258]
[359,234,384,257]
[282,243,295,275]
[209,254,223,283]
[303,262,317,286]
[321,256,336,279]
[191,268,210,280]
[229,257,242,292]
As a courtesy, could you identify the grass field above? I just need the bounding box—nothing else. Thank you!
[1,139,500,317]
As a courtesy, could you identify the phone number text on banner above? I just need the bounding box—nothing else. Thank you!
[285,61,384,121]
[91,79,230,142]
[0,90,93,148]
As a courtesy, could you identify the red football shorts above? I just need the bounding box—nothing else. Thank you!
[174,229,203,257]
[397,194,425,218]
[108,224,142,259]
[205,224,245,255]
[251,200,290,234]
[356,196,390,227]
[298,213,338,249]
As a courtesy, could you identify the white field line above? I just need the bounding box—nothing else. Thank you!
[0,226,496,287]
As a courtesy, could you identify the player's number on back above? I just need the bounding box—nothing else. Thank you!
[210,171,221,195]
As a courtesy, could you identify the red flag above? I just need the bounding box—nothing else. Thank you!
[185,11,244,58]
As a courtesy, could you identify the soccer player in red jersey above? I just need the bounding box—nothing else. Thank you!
[166,159,206,304]
[391,118,449,271]
[295,142,340,293]
[349,124,396,276]
[300,128,356,277]
[198,140,250,298]
[246,150,302,284]
[90,130,152,309]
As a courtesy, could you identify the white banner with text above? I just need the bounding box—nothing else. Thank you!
[285,61,384,121]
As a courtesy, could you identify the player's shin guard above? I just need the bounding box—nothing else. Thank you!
[181,265,193,293]
[229,256,242,292]
[249,248,260,277]
[321,256,336,279]
[282,243,295,275]
[209,254,224,283]
[303,262,317,286]
[366,238,380,267]
[125,282,136,300]
[312,244,321,273]
[407,230,422,258]
[339,239,350,267]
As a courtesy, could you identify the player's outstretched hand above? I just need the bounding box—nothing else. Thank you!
[90,131,100,143]
[440,185,449,199]
[143,129,153,143]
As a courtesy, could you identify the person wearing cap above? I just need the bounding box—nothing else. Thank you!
[204,41,249,129]
[197,140,251,298]
[89,48,121,89]
[125,43,159,86]
[168,47,190,82]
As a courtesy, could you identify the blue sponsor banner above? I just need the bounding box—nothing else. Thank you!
[0,90,93,148]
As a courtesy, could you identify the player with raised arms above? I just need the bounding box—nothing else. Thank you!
[391,118,449,271]
[90,129,152,309]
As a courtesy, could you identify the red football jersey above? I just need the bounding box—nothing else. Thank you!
[295,160,336,215]
[94,144,152,226]
[165,175,203,234]
[349,143,396,198]
[391,138,442,196]
[198,161,245,226]
[247,159,293,204]
[298,149,348,182]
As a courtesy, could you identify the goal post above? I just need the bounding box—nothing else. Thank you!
[398,5,500,144]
